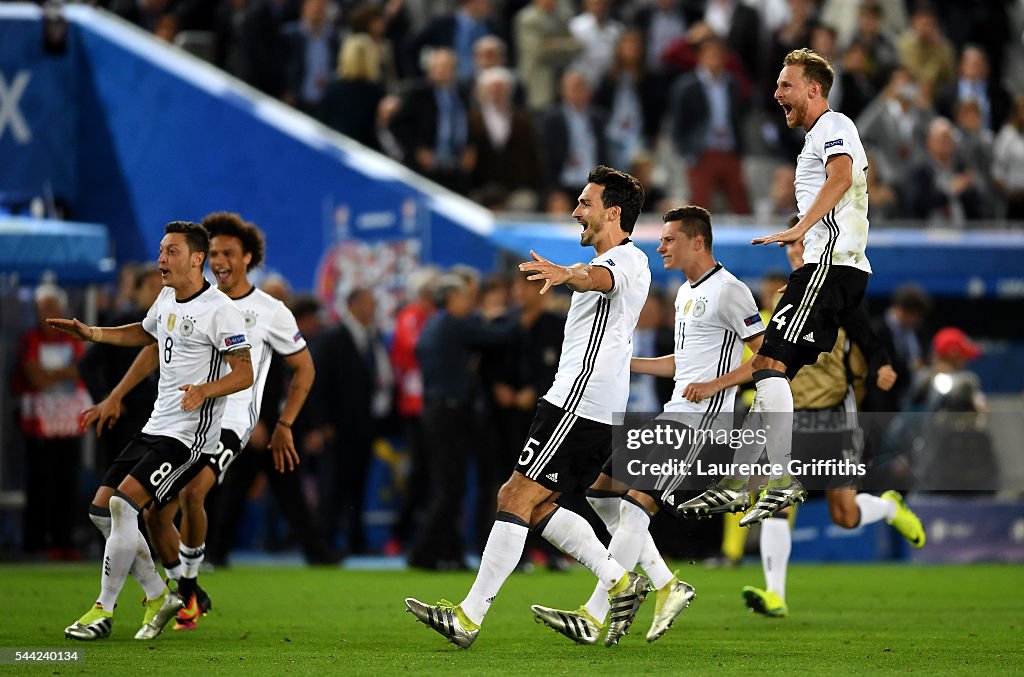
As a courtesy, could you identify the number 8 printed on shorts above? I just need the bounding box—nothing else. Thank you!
[149,461,173,486]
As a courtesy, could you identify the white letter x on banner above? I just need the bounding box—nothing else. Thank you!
[0,70,32,144]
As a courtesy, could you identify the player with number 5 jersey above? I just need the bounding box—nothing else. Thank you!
[50,221,252,642]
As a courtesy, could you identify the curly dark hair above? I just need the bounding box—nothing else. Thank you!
[201,212,266,271]
[164,221,209,260]
[587,165,645,233]
[662,205,713,250]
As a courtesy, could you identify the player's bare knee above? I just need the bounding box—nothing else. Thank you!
[497,473,548,516]
[830,503,859,529]
[179,484,206,513]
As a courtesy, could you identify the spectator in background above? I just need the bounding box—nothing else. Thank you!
[935,46,1011,135]
[669,36,751,214]
[630,152,669,216]
[407,274,517,570]
[903,116,987,224]
[233,0,299,99]
[388,268,438,552]
[631,0,686,75]
[768,0,818,104]
[699,0,760,87]
[513,0,579,112]
[467,66,545,210]
[754,165,797,223]
[843,0,901,90]
[461,36,525,106]
[858,67,934,185]
[284,0,340,114]
[311,287,393,554]
[539,70,608,196]
[568,0,624,87]
[820,0,905,53]
[594,30,659,169]
[833,40,876,123]
[207,290,339,566]
[321,33,386,148]
[864,149,900,220]
[413,0,500,81]
[12,284,92,559]
[862,283,931,414]
[897,4,956,98]
[375,94,405,160]
[347,3,399,92]
[78,265,162,476]
[391,48,474,191]
[953,99,996,215]
[993,95,1024,220]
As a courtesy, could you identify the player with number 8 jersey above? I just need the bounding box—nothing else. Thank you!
[50,221,252,642]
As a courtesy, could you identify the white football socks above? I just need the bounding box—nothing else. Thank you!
[89,503,165,601]
[760,517,791,600]
[460,513,529,626]
[856,493,897,525]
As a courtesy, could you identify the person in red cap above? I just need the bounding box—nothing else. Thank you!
[932,327,982,363]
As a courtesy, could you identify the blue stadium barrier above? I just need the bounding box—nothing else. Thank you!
[0,4,497,290]
[0,217,112,282]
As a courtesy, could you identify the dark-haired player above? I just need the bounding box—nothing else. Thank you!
[405,166,652,649]
[85,213,315,629]
[53,222,253,640]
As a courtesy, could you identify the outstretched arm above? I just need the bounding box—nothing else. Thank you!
[518,250,613,294]
[178,348,254,412]
[683,334,766,402]
[753,155,853,247]
[82,344,159,436]
[630,355,676,378]
[47,318,155,347]
[268,348,316,473]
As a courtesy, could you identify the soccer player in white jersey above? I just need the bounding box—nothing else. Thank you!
[85,213,315,630]
[406,166,652,649]
[683,48,880,526]
[52,222,253,641]
[532,205,766,644]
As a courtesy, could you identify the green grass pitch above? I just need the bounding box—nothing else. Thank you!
[1,563,1022,675]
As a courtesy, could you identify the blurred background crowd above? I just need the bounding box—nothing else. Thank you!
[2,255,995,568]
[16,0,1024,225]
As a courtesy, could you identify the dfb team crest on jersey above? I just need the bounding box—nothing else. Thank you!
[243,310,258,329]
[179,316,195,337]
[693,299,707,318]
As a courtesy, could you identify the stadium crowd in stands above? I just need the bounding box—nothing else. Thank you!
[67,0,1023,222]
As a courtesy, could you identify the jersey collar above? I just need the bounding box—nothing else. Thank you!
[689,262,723,288]
[176,279,210,304]
[806,108,831,133]
[229,284,257,301]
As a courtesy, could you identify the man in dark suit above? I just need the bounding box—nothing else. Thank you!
[935,46,1011,134]
[390,48,474,192]
[538,70,608,196]
[282,0,340,114]
[310,287,393,554]
[409,0,502,80]
[668,36,750,214]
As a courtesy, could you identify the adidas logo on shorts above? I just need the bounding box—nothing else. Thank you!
[546,473,559,483]
[802,332,815,342]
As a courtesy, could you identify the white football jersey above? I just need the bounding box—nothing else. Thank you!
[221,287,307,445]
[544,239,651,424]
[141,282,251,454]
[664,264,764,416]
[795,110,872,273]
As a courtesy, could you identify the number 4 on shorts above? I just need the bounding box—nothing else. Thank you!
[772,303,793,330]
